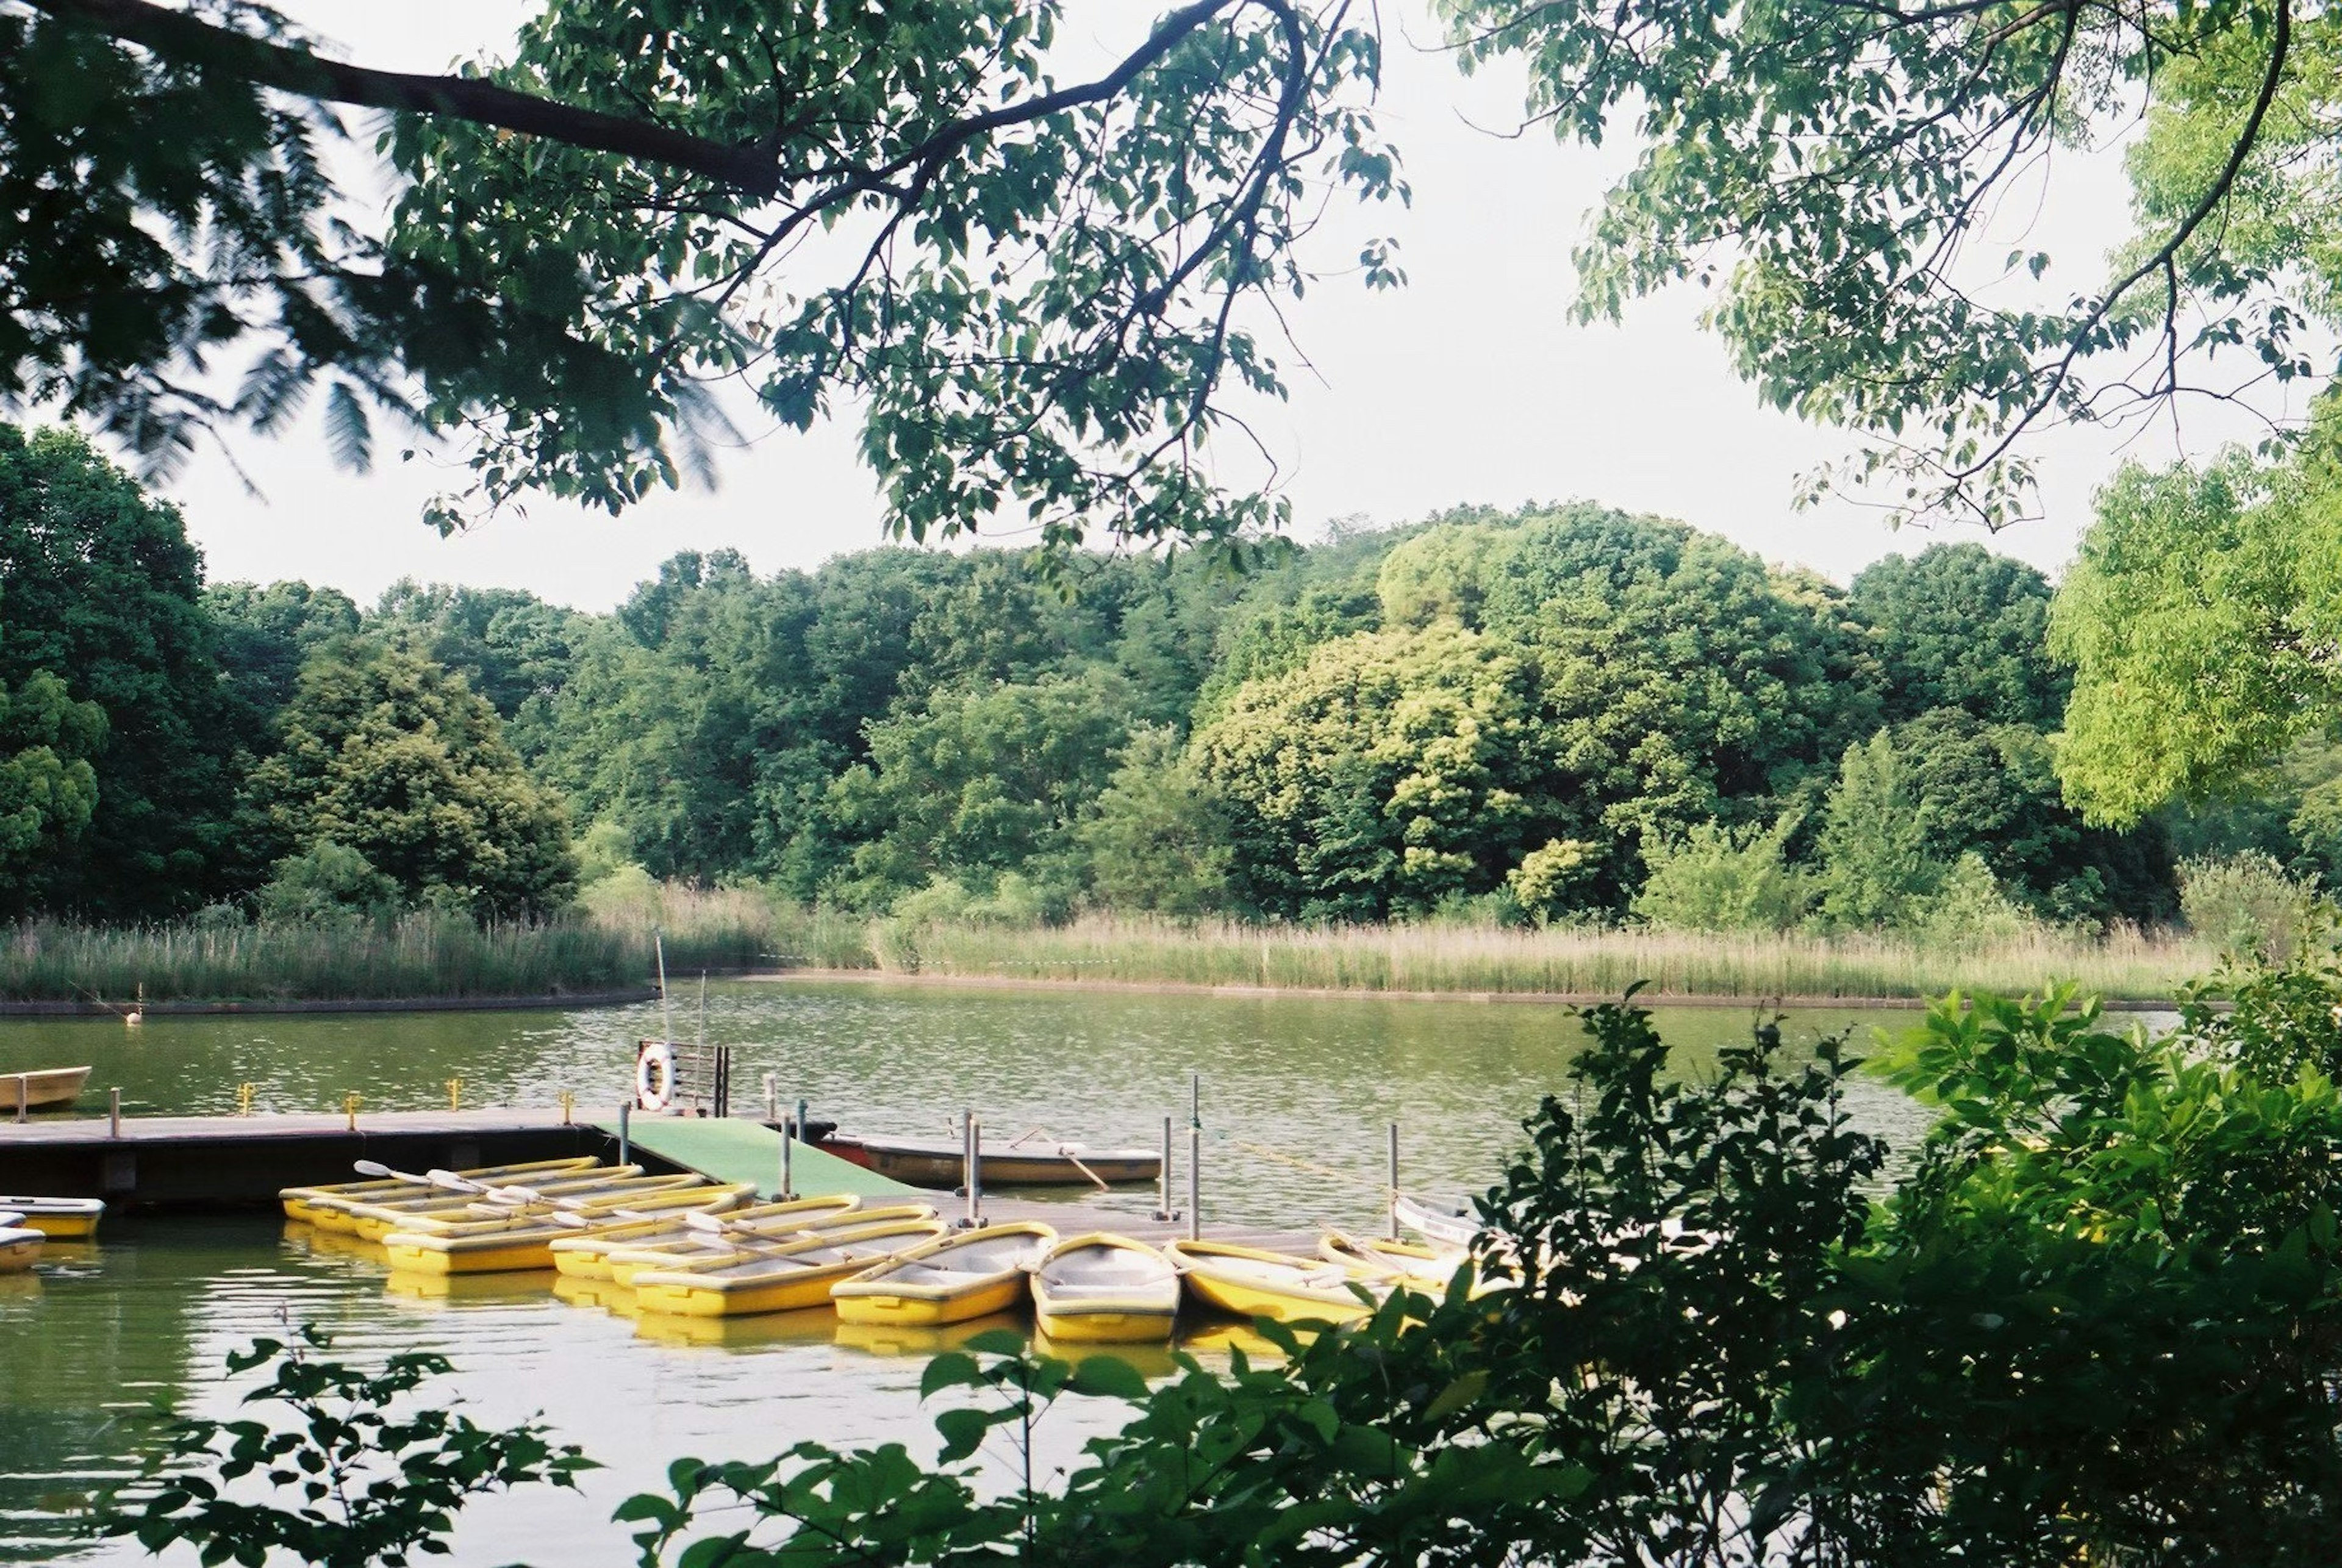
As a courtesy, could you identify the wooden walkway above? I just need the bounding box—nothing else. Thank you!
[0,1110,1331,1246]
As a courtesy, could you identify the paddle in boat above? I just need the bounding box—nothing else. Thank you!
[1318,1230,1466,1289]
[0,1196,104,1240]
[820,1131,1161,1189]
[831,1221,1058,1328]
[0,1212,42,1273]
[282,1158,601,1226]
[339,1170,701,1241]
[600,1204,939,1287]
[550,1193,864,1281]
[0,1066,90,1114]
[1029,1233,1181,1344]
[1165,1238,1386,1327]
[629,1217,948,1319]
[382,1182,753,1275]
[1392,1194,1479,1250]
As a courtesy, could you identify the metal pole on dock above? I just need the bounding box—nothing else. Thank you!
[618,1101,631,1167]
[110,1087,122,1139]
[764,1073,777,1123]
[693,973,707,1116]
[969,1112,983,1226]
[779,1104,795,1201]
[12,1075,24,1125]
[1157,1114,1174,1221]
[1187,1072,1201,1242]
[1388,1122,1401,1242]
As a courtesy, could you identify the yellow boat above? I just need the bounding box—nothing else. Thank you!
[382,1183,752,1275]
[282,1158,602,1226]
[1318,1231,1466,1288]
[631,1218,948,1319]
[1166,1239,1384,1327]
[0,1196,105,1240]
[337,1170,688,1241]
[0,1214,43,1273]
[601,1204,939,1287]
[1029,1233,1181,1344]
[831,1221,1057,1329]
[553,1193,864,1281]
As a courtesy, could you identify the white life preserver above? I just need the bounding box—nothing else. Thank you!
[636,1041,677,1112]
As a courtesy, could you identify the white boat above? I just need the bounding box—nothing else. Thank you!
[0,1066,90,1113]
[1392,1194,1478,1250]
[0,1212,43,1272]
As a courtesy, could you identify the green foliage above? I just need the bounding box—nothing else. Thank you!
[2178,851,2321,965]
[0,424,240,916]
[1506,837,1602,923]
[255,840,400,925]
[0,667,105,903]
[1815,732,1945,929]
[1439,0,2327,527]
[1848,545,2065,728]
[1195,622,1550,919]
[94,1326,590,1568]
[1078,726,1237,917]
[3,2,1397,553]
[1632,817,1810,933]
[831,673,1133,910]
[2053,423,2342,827]
[245,641,576,919]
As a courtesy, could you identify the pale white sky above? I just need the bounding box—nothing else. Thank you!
[134,2,2276,610]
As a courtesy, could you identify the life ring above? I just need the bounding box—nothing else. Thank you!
[636,1041,677,1112]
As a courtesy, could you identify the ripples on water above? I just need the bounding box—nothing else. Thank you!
[0,981,1984,1561]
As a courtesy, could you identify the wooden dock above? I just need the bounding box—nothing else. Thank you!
[0,1106,1331,1247]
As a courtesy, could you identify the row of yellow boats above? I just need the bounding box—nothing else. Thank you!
[279,1157,1475,1343]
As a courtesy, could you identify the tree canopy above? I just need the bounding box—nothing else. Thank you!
[0,0,1397,550]
[1440,0,2334,524]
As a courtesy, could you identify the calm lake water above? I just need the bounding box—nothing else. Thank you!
[0,979,1959,1563]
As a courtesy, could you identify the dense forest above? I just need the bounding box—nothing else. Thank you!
[2,424,2332,937]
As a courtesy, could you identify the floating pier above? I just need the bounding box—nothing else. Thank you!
[0,1108,881,1211]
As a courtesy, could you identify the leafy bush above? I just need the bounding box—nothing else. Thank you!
[1631,817,1808,931]
[1916,851,2038,945]
[255,840,399,924]
[2179,850,2320,963]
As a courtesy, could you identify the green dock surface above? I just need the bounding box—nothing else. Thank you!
[595,1115,917,1200]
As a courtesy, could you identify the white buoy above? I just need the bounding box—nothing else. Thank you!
[123,1008,142,1028]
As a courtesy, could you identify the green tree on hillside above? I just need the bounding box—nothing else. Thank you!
[0,424,238,915]
[1816,732,1944,929]
[1195,623,1550,919]
[1079,726,1237,917]
[0,666,104,909]
[207,580,363,732]
[1849,545,2066,729]
[829,674,1134,910]
[371,581,586,747]
[244,642,575,918]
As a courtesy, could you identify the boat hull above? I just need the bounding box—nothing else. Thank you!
[0,1197,104,1240]
[1033,1303,1178,1344]
[1169,1240,1379,1328]
[0,1229,42,1272]
[831,1272,1029,1328]
[1030,1234,1180,1344]
[633,1256,871,1319]
[825,1134,1161,1189]
[0,1067,89,1112]
[383,1184,751,1275]
[281,1158,601,1225]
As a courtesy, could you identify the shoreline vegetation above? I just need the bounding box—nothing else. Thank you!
[0,884,2221,1009]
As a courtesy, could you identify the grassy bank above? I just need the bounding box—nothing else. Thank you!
[0,886,864,1004]
[1,889,2221,1005]
[868,915,2220,1003]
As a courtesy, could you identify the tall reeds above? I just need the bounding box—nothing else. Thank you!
[877,914,2217,1002]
